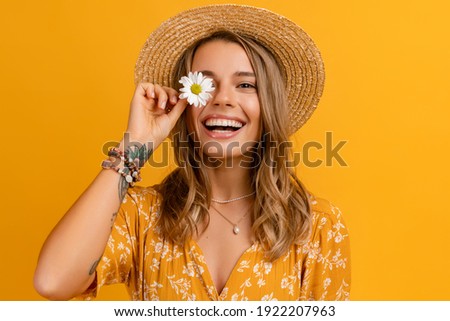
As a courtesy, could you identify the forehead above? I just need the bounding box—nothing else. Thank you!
[191,40,254,73]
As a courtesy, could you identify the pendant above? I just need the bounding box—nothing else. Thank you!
[233,225,240,235]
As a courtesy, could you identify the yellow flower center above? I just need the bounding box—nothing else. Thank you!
[190,84,202,95]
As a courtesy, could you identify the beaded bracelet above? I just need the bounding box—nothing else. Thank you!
[101,147,142,187]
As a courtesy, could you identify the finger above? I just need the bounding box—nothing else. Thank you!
[154,85,168,110]
[137,82,155,99]
[166,98,188,127]
[162,86,179,105]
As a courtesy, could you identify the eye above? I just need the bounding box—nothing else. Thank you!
[238,83,257,89]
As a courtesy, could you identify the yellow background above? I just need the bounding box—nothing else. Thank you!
[1,0,449,300]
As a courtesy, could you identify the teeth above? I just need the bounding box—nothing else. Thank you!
[204,118,243,128]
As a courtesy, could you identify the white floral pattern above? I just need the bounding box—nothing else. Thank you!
[78,186,351,301]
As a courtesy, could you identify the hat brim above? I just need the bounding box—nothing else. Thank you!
[134,4,325,134]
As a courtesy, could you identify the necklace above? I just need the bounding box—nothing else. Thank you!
[210,204,252,235]
[211,191,255,204]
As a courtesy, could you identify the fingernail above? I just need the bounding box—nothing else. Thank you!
[171,96,178,104]
[161,101,166,109]
[151,91,155,98]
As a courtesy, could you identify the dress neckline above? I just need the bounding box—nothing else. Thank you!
[188,238,257,299]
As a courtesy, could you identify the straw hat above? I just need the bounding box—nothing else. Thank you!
[134,4,325,134]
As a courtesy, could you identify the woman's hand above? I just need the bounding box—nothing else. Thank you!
[125,83,188,148]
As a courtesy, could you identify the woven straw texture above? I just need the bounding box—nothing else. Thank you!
[134,4,325,134]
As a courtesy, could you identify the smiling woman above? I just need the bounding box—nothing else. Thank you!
[33,4,350,301]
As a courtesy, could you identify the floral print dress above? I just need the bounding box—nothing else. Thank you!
[79,186,350,301]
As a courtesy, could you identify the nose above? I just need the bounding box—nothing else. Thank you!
[210,83,235,108]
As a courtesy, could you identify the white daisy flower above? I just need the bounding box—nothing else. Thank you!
[179,71,215,107]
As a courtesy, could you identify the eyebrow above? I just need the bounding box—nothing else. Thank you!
[199,70,256,78]
[236,71,256,77]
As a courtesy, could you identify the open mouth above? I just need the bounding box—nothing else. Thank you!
[203,118,245,133]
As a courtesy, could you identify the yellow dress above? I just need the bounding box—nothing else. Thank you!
[79,186,351,300]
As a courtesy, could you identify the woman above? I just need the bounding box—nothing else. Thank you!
[34,4,350,301]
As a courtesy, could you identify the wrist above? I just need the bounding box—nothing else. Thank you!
[120,131,159,147]
[102,147,142,186]
[118,139,153,169]
[120,132,157,152]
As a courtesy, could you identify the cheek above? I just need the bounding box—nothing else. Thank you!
[249,100,262,130]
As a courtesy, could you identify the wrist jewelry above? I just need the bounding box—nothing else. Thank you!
[101,147,142,187]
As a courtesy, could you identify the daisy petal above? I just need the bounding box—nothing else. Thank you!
[202,78,213,87]
[197,96,206,106]
[196,72,204,82]
[179,77,193,87]
[187,95,196,106]
[199,92,210,100]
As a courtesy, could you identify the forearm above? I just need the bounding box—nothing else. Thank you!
[33,168,124,299]
[34,140,150,300]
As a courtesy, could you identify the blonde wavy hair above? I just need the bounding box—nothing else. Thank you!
[155,31,311,261]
